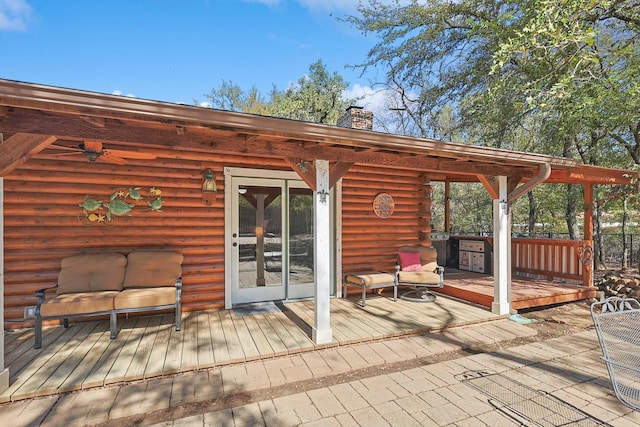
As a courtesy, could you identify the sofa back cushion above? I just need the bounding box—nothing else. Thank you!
[58,252,127,294]
[123,251,183,288]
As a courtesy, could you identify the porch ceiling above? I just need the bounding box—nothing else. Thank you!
[0,79,637,185]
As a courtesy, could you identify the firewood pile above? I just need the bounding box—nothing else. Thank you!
[595,271,640,300]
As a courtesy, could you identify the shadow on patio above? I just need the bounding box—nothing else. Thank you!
[2,292,506,403]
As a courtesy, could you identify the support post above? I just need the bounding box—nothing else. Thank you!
[312,160,332,344]
[492,176,511,315]
[0,177,9,393]
[583,184,594,287]
[444,180,451,233]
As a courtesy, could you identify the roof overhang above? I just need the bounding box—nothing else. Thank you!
[0,79,637,186]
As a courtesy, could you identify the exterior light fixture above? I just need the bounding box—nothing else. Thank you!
[201,168,217,206]
[202,169,217,193]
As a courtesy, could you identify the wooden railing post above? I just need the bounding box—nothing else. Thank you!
[583,184,594,287]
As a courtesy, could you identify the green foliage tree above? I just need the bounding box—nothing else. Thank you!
[346,0,640,247]
[199,60,356,125]
[265,60,356,124]
[201,80,268,115]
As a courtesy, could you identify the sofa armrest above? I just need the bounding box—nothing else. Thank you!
[35,285,58,303]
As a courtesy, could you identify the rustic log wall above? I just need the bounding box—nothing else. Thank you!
[3,147,289,328]
[341,165,429,274]
[3,147,430,329]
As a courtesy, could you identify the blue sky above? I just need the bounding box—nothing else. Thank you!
[0,0,384,107]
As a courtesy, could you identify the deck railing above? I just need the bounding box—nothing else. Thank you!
[511,238,589,285]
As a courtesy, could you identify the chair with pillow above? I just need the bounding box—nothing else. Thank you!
[395,245,444,302]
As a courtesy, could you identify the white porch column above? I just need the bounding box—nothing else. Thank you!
[492,175,511,315]
[0,177,8,393]
[312,159,333,344]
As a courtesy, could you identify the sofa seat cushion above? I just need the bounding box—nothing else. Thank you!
[397,271,441,285]
[114,287,176,310]
[40,291,118,317]
[345,272,395,287]
[58,252,127,294]
[123,251,183,288]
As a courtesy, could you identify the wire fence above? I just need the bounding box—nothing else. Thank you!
[599,233,640,269]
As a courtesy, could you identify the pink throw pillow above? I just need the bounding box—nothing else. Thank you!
[403,264,423,272]
[399,251,421,271]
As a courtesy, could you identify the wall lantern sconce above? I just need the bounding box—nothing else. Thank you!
[202,168,217,206]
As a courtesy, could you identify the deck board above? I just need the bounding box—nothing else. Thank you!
[104,317,142,384]
[37,321,100,397]
[179,311,199,371]
[230,314,261,362]
[219,310,245,364]
[255,314,289,357]
[440,269,596,310]
[195,311,216,368]
[58,327,111,392]
[210,311,230,366]
[163,319,185,375]
[239,314,274,359]
[125,315,162,381]
[8,321,93,400]
[3,295,510,403]
[143,315,172,378]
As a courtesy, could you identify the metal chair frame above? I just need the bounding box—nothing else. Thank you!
[591,296,640,411]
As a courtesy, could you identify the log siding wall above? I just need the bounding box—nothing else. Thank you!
[3,149,429,328]
[341,166,429,274]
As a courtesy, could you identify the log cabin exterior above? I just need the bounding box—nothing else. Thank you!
[0,79,637,394]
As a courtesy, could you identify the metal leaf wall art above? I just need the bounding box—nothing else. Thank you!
[78,187,163,225]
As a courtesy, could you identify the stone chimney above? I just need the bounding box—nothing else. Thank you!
[337,106,373,131]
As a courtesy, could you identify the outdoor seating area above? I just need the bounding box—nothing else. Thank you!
[395,245,444,302]
[34,250,184,349]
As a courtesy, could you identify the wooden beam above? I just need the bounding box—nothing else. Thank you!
[285,158,317,191]
[0,133,58,176]
[477,174,499,199]
[329,162,353,188]
[1,109,538,179]
[507,175,524,195]
[549,166,639,185]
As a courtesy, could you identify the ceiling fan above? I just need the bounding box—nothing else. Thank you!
[45,140,157,165]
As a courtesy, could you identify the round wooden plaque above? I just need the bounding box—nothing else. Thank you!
[373,192,395,218]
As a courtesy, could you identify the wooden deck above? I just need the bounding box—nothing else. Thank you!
[2,294,501,403]
[439,269,597,310]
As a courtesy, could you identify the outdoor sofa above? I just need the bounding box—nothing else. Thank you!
[34,250,183,348]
